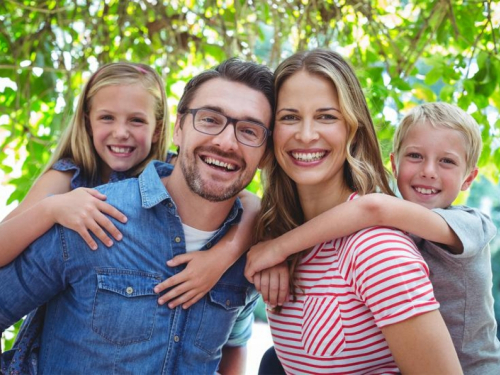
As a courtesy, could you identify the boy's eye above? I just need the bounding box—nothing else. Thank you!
[441,158,456,165]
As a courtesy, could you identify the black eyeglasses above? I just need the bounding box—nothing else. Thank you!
[183,108,271,148]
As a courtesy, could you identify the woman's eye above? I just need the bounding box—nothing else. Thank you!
[317,114,337,121]
[279,114,297,121]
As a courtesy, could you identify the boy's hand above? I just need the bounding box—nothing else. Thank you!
[155,250,226,309]
[253,263,289,307]
[48,188,127,250]
[244,239,287,283]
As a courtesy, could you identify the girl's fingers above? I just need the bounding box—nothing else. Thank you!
[94,212,123,242]
[182,292,205,309]
[78,229,98,250]
[98,201,127,223]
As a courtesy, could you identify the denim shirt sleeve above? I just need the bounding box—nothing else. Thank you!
[225,294,258,347]
[0,226,67,331]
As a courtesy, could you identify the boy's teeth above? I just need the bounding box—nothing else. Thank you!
[291,151,326,162]
[204,157,236,170]
[110,146,133,153]
[415,187,438,195]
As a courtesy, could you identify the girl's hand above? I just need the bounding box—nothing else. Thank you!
[155,250,225,309]
[244,239,287,283]
[253,263,289,308]
[47,188,127,250]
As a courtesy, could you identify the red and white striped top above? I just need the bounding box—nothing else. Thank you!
[268,199,439,374]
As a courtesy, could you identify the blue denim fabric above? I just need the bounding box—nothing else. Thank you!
[0,160,258,374]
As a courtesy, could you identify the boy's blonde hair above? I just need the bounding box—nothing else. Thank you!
[44,62,169,184]
[393,102,482,176]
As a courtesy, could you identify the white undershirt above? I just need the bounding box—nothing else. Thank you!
[182,223,217,253]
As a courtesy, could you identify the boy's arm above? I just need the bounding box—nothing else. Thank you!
[245,194,461,281]
[0,170,126,266]
[218,346,247,375]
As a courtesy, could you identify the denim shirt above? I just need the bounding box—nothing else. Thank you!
[0,161,258,374]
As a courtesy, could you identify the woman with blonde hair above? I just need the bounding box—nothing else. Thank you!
[253,49,462,374]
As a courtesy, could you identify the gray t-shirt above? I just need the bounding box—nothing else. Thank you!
[410,205,500,375]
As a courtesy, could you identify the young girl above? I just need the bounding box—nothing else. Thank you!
[248,49,461,374]
[0,62,275,373]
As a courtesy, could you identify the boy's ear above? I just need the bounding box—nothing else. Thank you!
[173,114,183,147]
[460,167,479,191]
[390,152,398,178]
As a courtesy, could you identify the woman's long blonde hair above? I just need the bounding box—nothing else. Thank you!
[43,62,169,185]
[256,49,393,293]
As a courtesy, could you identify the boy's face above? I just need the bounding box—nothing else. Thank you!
[391,121,478,210]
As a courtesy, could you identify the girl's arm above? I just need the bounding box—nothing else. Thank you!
[244,193,461,281]
[154,191,288,309]
[381,310,462,374]
[0,169,127,266]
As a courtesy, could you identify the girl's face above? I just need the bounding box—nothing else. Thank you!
[273,71,349,191]
[88,83,159,182]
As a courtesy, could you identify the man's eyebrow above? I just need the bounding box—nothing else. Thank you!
[201,105,266,125]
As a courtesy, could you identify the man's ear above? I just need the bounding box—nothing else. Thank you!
[390,152,398,178]
[461,166,478,191]
[173,114,183,147]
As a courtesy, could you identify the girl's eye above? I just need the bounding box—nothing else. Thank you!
[131,117,147,125]
[407,152,422,159]
[100,115,113,121]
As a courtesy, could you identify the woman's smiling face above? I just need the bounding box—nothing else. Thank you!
[273,70,349,191]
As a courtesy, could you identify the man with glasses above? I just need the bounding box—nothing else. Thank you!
[0,58,274,374]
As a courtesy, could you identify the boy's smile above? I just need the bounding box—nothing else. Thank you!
[391,121,477,210]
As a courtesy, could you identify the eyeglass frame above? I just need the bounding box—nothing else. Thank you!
[182,107,272,148]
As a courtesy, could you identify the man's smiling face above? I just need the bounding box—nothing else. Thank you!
[173,78,271,202]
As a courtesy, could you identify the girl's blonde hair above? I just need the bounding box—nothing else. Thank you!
[44,62,169,184]
[256,49,393,292]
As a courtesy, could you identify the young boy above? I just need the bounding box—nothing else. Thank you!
[246,102,500,374]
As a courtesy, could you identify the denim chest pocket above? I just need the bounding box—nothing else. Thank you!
[301,295,346,357]
[195,283,247,355]
[92,268,161,345]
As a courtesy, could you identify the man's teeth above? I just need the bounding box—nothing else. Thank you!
[291,152,326,162]
[204,157,236,170]
[110,146,133,154]
[415,187,438,195]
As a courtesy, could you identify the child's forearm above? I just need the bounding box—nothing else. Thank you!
[0,198,57,266]
[267,193,462,259]
[211,190,260,270]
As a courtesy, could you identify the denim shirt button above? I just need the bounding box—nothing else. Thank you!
[206,242,212,248]
[225,300,231,307]
[174,335,180,342]
[126,287,134,294]
[168,202,173,208]
[174,237,181,243]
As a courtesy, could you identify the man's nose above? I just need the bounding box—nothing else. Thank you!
[211,123,239,151]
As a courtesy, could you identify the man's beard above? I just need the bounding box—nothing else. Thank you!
[179,147,249,202]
